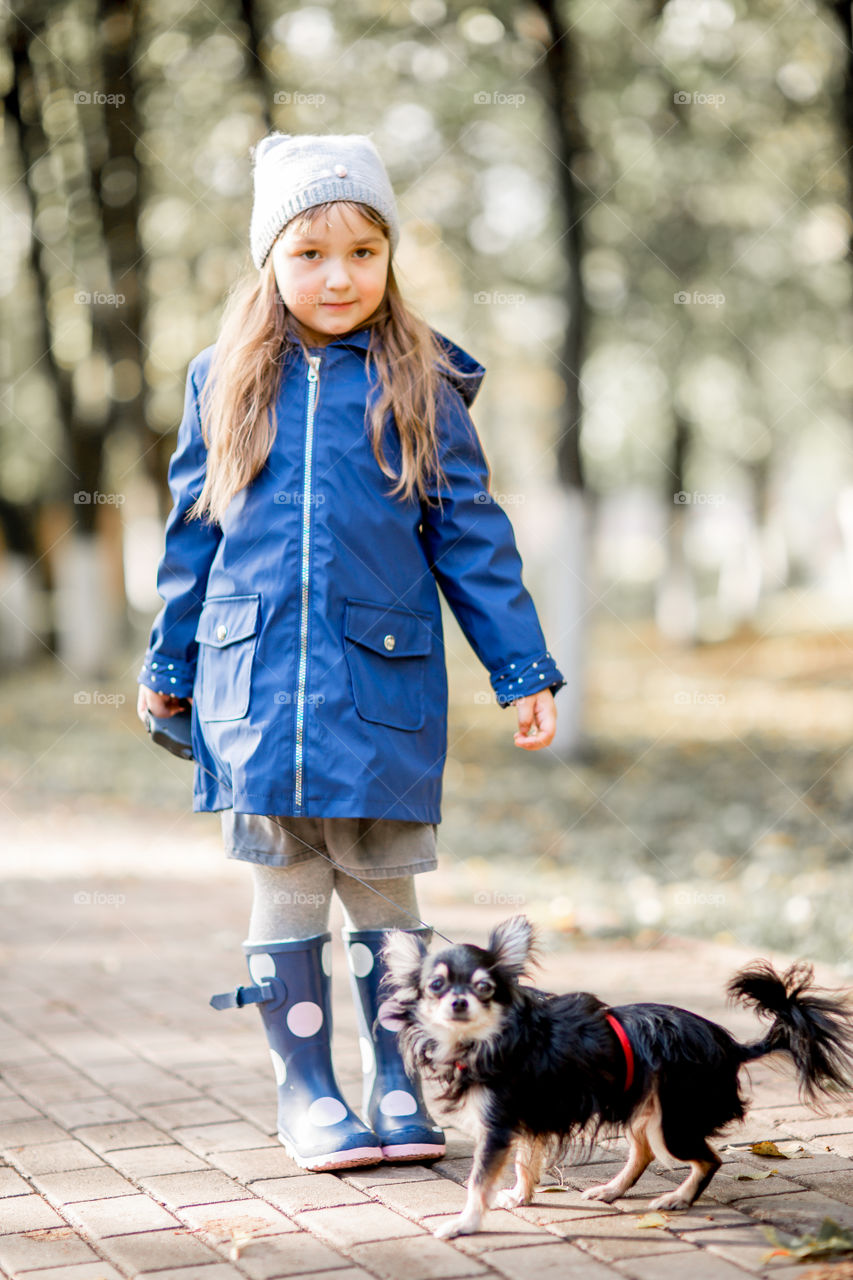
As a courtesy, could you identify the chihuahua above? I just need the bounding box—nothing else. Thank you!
[379,915,853,1238]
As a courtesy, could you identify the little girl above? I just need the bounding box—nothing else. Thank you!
[137,132,564,1173]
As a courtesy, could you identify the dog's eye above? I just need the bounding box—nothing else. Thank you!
[428,976,446,994]
[474,980,495,998]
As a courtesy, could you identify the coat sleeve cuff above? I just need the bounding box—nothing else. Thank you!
[137,650,196,698]
[490,651,565,706]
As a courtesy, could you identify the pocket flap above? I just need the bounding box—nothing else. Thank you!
[344,600,432,658]
[195,594,260,648]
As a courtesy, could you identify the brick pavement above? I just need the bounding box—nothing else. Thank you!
[2,865,853,1280]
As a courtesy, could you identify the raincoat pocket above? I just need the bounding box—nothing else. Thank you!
[194,594,260,721]
[344,599,432,732]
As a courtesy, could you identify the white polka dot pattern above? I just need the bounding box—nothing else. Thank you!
[248,953,276,983]
[269,1048,287,1085]
[286,1000,324,1037]
[379,1090,417,1117]
[347,942,375,977]
[308,1096,348,1127]
[321,941,332,976]
[358,1035,375,1074]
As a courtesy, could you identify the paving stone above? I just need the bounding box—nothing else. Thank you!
[21,1261,125,1280]
[5,1140,105,1174]
[106,1143,211,1177]
[97,1227,221,1272]
[139,1098,240,1129]
[349,1235,488,1277]
[0,1192,66,1232]
[680,1220,779,1272]
[791,1168,853,1204]
[227,1231,351,1280]
[344,1163,442,1188]
[137,1267,246,1280]
[0,1227,98,1273]
[250,1174,369,1213]
[426,1211,562,1255]
[65,1192,181,1236]
[72,1120,174,1152]
[179,1197,298,1241]
[293,1202,425,1246]
[612,1248,755,1279]
[369,1177,470,1219]
[0,1097,43,1123]
[737,1187,853,1229]
[700,1164,806,1203]
[0,1118,70,1150]
[44,1097,138,1129]
[480,1240,616,1279]
[173,1122,278,1156]
[31,1165,136,1205]
[0,1166,31,1196]
[819,1133,853,1157]
[547,1210,693,1261]
[139,1169,254,1208]
[208,1147,302,1183]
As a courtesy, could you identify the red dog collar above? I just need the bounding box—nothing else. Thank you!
[605,1012,634,1091]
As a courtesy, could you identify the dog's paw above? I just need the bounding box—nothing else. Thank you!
[495,1188,526,1210]
[647,1190,692,1211]
[435,1216,478,1239]
[581,1183,620,1204]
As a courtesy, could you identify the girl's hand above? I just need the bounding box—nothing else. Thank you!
[137,683,192,725]
[512,689,556,750]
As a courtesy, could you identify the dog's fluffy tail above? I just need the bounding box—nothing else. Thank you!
[728,961,853,1105]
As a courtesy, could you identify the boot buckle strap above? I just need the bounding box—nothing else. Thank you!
[209,978,284,1010]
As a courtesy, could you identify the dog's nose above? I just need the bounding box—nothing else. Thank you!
[451,996,469,1014]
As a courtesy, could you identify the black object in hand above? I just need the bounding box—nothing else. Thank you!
[146,706,194,760]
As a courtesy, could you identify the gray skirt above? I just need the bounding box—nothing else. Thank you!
[221,812,438,880]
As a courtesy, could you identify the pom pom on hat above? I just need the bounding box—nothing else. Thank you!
[249,132,400,270]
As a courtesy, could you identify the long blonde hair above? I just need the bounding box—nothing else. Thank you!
[188,201,460,525]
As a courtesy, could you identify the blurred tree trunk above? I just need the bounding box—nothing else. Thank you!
[655,412,698,642]
[8,9,122,677]
[529,0,591,757]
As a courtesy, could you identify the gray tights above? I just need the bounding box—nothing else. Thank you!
[246,858,421,942]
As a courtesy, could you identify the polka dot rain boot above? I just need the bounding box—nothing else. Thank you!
[343,927,446,1161]
[210,933,383,1171]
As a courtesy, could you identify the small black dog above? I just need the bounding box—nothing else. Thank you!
[379,915,853,1238]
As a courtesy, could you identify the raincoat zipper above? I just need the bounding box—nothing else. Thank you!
[293,354,321,812]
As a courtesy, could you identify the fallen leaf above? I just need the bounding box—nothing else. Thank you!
[735,1169,776,1180]
[761,1218,853,1263]
[536,1184,571,1194]
[635,1212,669,1228]
[750,1140,789,1158]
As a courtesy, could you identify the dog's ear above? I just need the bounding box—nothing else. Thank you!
[380,929,428,992]
[487,915,536,977]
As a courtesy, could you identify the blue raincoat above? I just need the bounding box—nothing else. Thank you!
[138,329,564,821]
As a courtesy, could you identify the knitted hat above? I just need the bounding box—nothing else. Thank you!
[249,132,400,270]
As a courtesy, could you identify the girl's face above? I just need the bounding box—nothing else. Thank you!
[271,202,390,347]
